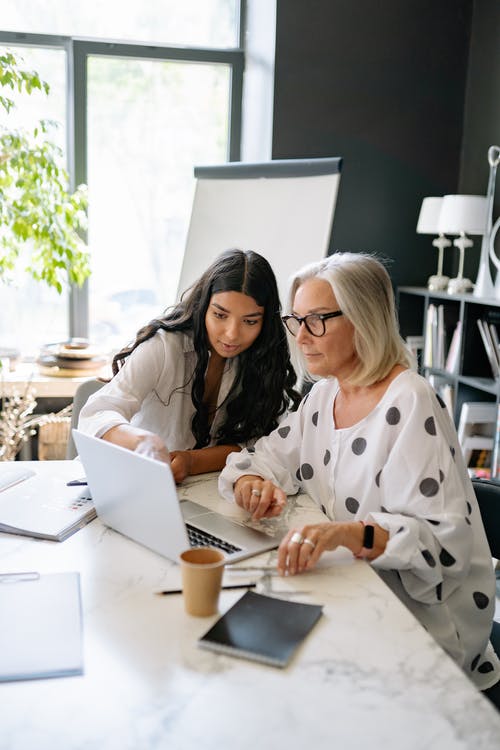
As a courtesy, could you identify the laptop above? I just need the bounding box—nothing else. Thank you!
[72,430,284,563]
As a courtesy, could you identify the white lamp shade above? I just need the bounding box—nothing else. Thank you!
[437,194,488,236]
[416,197,443,234]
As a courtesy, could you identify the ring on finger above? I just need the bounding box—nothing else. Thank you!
[251,489,261,497]
[302,538,316,550]
[290,532,304,545]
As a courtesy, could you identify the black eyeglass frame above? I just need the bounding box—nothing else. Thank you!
[281,310,344,337]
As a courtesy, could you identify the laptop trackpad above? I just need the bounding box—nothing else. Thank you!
[180,499,281,545]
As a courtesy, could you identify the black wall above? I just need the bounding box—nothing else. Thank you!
[272,0,498,288]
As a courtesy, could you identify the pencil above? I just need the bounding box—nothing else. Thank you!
[155,582,257,596]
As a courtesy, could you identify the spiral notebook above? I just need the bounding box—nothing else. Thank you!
[198,591,323,668]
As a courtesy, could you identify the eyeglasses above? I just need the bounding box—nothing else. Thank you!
[281,310,344,337]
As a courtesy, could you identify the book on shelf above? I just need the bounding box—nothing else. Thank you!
[477,319,500,378]
[491,403,500,480]
[445,320,462,374]
[423,303,436,368]
[488,322,500,368]
[0,461,95,542]
[198,590,323,668]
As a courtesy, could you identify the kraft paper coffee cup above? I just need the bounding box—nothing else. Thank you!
[179,547,225,616]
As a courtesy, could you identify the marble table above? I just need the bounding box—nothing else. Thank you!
[0,471,499,750]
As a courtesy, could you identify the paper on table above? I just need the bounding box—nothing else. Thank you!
[0,571,83,682]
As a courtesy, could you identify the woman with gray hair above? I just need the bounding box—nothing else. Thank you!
[219,252,500,707]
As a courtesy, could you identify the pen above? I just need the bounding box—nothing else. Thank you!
[155,582,257,596]
[66,478,87,486]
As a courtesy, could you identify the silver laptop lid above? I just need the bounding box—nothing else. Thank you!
[72,429,190,559]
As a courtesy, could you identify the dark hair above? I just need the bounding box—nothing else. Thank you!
[112,249,300,448]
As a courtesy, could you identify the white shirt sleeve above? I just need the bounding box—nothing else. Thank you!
[78,333,175,438]
[218,399,306,501]
[367,378,475,606]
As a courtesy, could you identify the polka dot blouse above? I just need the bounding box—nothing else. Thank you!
[219,369,500,691]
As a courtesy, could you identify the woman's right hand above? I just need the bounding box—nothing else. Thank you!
[134,433,171,465]
[233,475,286,521]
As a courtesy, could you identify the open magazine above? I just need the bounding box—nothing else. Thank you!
[0,460,95,541]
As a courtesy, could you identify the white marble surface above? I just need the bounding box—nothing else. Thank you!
[0,471,499,750]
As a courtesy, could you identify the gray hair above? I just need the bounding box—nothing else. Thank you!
[286,252,415,386]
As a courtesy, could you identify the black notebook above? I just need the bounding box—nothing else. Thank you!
[198,591,323,668]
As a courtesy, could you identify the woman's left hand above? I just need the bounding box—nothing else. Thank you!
[277,521,355,576]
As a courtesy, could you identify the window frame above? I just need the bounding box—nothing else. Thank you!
[0,9,244,341]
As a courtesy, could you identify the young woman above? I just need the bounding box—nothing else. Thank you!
[79,249,300,482]
[219,251,500,707]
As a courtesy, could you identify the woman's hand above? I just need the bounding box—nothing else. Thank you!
[233,475,286,521]
[134,433,171,465]
[277,522,348,575]
[277,521,389,575]
[169,451,193,483]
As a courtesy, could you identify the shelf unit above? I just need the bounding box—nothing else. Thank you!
[397,286,500,426]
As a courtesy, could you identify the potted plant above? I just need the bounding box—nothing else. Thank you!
[0,49,91,459]
[0,49,90,293]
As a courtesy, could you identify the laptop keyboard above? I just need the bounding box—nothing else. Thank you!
[186,523,241,554]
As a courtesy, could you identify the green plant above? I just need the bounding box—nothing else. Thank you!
[0,50,90,293]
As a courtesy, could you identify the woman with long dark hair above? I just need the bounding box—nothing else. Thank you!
[79,249,300,482]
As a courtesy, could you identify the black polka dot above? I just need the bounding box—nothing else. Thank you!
[321,504,327,515]
[420,477,439,497]
[471,654,480,671]
[278,426,291,438]
[436,393,447,409]
[439,548,456,567]
[301,463,314,480]
[352,437,367,455]
[296,467,302,481]
[380,505,388,513]
[439,470,444,483]
[473,591,490,610]
[450,446,455,459]
[375,470,382,487]
[323,449,331,466]
[424,416,436,436]
[426,518,441,526]
[312,411,319,426]
[235,459,251,470]
[386,407,400,425]
[465,517,471,526]
[345,496,359,514]
[421,549,436,567]
[436,582,442,601]
[396,526,404,534]
[247,446,255,453]
[466,501,472,515]
[478,661,495,674]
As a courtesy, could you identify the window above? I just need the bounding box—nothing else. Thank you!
[0,1,242,356]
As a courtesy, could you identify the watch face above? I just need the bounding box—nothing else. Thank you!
[363,524,375,549]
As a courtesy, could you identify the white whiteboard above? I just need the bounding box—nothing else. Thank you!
[177,158,342,307]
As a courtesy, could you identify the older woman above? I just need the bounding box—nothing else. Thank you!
[219,252,500,707]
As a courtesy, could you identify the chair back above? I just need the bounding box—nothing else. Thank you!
[66,379,104,459]
[471,479,500,560]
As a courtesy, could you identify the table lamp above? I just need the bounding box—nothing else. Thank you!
[438,194,488,294]
[417,197,450,290]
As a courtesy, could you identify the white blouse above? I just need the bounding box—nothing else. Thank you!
[219,369,500,690]
[79,330,240,450]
